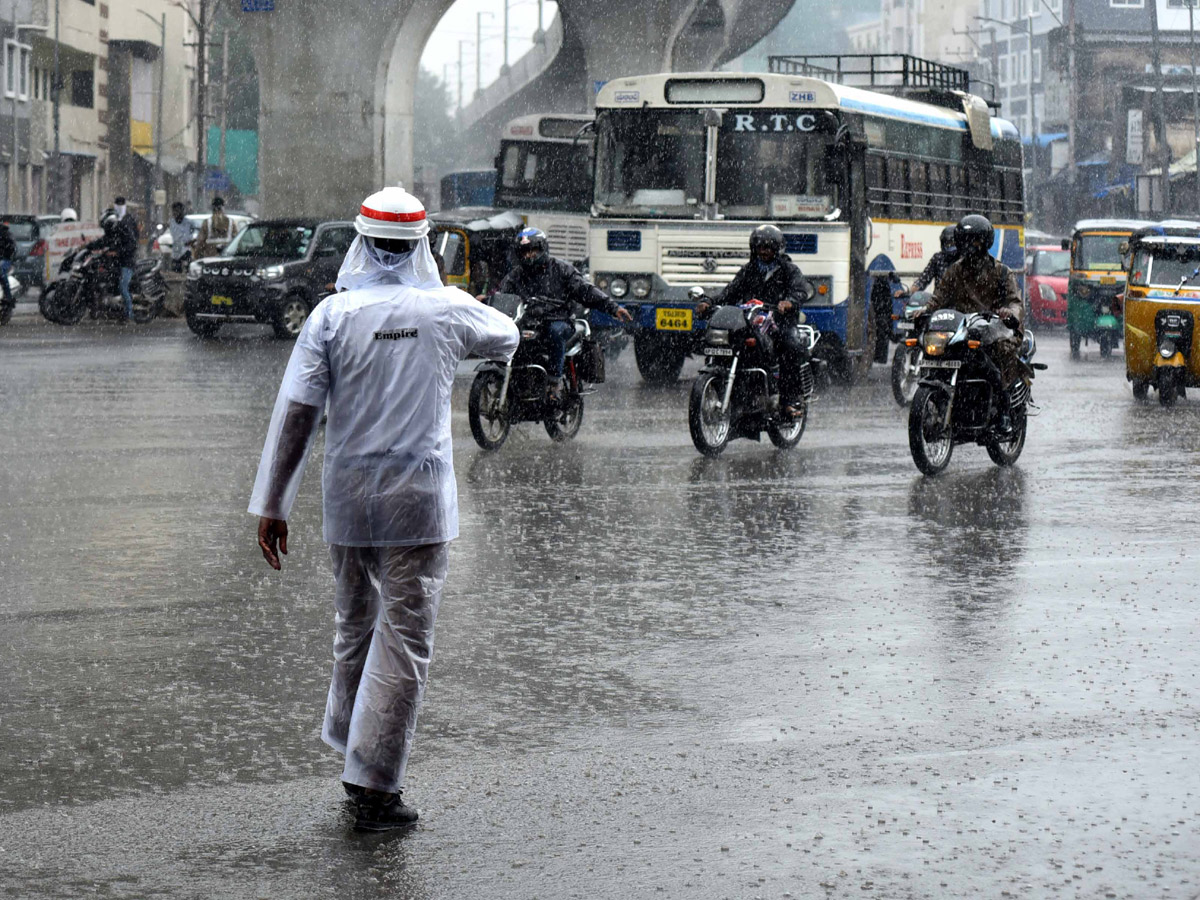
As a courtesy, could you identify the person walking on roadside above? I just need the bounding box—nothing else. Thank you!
[112,197,140,321]
[194,196,233,259]
[167,202,196,272]
[248,186,519,831]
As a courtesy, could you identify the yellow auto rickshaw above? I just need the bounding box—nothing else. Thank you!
[429,209,524,296]
[1122,220,1200,405]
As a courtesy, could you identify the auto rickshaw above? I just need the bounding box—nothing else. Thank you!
[1122,220,1200,405]
[1063,219,1155,358]
[429,209,525,296]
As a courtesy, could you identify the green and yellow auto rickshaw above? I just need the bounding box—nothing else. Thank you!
[1064,219,1155,358]
[1122,220,1200,405]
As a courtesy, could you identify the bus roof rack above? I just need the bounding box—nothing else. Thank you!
[767,53,998,109]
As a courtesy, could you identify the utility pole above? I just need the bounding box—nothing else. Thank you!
[51,0,59,211]
[501,0,510,76]
[534,0,545,43]
[1150,0,1171,212]
[475,12,485,99]
[196,0,208,203]
[137,8,165,222]
[1190,0,1200,215]
[1066,0,1077,222]
[458,40,466,112]
[1026,8,1038,221]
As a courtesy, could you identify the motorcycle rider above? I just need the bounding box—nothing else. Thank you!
[923,214,1024,431]
[496,227,632,402]
[702,224,813,418]
[897,224,959,297]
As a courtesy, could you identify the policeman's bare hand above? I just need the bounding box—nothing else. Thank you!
[778,301,794,314]
[893,288,906,298]
[697,301,712,317]
[614,306,633,323]
[475,294,487,302]
[257,517,288,570]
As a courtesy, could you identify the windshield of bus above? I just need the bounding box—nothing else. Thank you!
[495,140,593,212]
[594,110,706,216]
[1031,249,1070,276]
[1075,233,1127,272]
[715,111,838,219]
[225,224,314,259]
[1129,245,1200,288]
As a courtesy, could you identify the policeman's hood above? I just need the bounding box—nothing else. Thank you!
[335,235,441,292]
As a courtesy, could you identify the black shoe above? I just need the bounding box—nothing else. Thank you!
[354,792,419,832]
[994,411,1013,436]
[342,781,367,800]
[546,379,564,406]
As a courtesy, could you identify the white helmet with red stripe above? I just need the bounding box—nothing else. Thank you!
[354,185,429,241]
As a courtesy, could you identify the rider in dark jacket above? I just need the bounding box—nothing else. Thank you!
[497,228,631,399]
[708,224,813,416]
[907,224,960,294]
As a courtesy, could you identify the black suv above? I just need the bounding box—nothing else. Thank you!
[184,218,356,339]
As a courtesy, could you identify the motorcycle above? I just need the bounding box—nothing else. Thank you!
[468,292,603,450]
[906,308,1047,476]
[688,295,820,457]
[890,291,932,406]
[39,247,167,325]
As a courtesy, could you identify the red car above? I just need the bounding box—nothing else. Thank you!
[1026,244,1070,326]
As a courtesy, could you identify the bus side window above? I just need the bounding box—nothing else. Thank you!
[887,157,909,219]
[866,154,886,217]
[1003,171,1022,224]
[929,163,949,219]
[949,166,966,218]
[910,161,929,219]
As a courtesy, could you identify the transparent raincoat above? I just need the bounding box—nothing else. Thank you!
[248,237,519,545]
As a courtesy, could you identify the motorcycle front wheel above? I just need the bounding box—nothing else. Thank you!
[689,372,732,457]
[986,407,1028,467]
[891,346,920,406]
[49,281,86,325]
[469,370,512,451]
[545,393,583,442]
[908,384,954,475]
[1157,367,1181,407]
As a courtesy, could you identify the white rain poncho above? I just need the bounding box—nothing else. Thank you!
[248,238,519,545]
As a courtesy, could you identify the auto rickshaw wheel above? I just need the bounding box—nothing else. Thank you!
[1098,333,1114,358]
[1157,368,1180,406]
[1069,331,1081,358]
[1131,378,1149,401]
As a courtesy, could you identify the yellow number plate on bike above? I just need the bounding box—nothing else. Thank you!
[656,308,692,331]
[211,295,233,306]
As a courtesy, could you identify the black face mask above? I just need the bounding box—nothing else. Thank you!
[519,250,545,270]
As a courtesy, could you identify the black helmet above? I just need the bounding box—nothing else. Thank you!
[749,224,785,256]
[940,224,957,253]
[100,209,119,232]
[954,214,994,261]
[515,227,549,268]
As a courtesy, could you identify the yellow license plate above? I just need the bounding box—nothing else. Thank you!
[211,295,233,306]
[1099,276,1117,285]
[656,308,692,331]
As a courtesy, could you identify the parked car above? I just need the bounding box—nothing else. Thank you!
[153,212,253,264]
[1026,243,1071,327]
[183,218,355,339]
[1,214,48,294]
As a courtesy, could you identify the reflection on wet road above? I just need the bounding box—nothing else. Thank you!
[1,310,1197,898]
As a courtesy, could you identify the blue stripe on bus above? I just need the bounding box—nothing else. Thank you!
[838,97,1013,139]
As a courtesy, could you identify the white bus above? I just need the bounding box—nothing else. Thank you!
[493,113,594,265]
[588,56,1026,383]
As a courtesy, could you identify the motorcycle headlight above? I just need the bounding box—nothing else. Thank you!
[609,277,629,299]
[631,276,651,299]
[924,332,951,356]
[1160,341,1176,359]
[187,261,202,279]
[706,328,729,347]
[259,265,285,280]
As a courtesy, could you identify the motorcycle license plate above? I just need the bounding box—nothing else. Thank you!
[210,295,233,307]
[896,321,914,332]
[656,308,692,331]
[706,347,734,356]
[921,359,962,369]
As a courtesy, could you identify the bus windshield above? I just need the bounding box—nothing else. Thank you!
[715,111,837,219]
[1076,233,1127,271]
[595,109,838,219]
[495,141,592,212]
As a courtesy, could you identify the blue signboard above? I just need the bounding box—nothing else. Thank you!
[242,0,274,11]
[204,169,233,192]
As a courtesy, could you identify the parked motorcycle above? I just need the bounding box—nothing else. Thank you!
[907,308,1047,475]
[688,297,820,457]
[39,247,167,325]
[890,291,932,406]
[468,292,604,450]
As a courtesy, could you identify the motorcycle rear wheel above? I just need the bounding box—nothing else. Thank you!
[469,370,511,451]
[767,403,807,449]
[908,384,954,476]
[689,372,731,457]
[986,407,1027,467]
[545,394,583,442]
[891,345,920,406]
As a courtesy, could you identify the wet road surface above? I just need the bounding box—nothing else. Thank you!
[1,306,1198,899]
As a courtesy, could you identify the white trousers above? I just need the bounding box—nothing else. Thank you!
[322,542,449,793]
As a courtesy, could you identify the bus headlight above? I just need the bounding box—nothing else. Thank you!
[609,277,629,298]
[631,276,651,299]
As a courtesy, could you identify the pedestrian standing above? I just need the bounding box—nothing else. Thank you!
[111,197,140,321]
[194,196,233,259]
[248,186,518,831]
[167,202,196,272]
